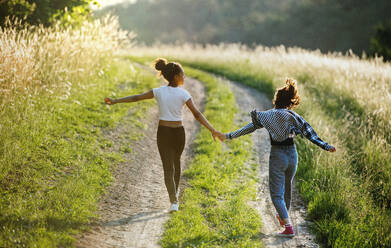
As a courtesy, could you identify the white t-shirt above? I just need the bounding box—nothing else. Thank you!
[152,86,192,121]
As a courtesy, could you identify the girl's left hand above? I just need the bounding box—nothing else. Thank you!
[104,97,115,105]
[212,130,226,142]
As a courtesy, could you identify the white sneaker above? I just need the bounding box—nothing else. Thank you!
[169,203,179,212]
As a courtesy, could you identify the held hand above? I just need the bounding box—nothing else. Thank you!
[212,130,226,142]
[329,146,336,153]
[211,131,217,141]
[218,132,227,142]
[104,97,115,105]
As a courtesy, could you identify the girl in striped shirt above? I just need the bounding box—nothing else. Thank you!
[216,79,336,237]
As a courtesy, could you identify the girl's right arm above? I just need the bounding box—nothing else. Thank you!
[105,90,154,105]
[185,98,220,140]
[224,110,263,140]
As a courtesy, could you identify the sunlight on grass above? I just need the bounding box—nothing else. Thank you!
[0,17,156,247]
[128,45,391,247]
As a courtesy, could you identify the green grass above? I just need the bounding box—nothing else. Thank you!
[0,58,159,247]
[158,59,391,247]
[154,66,263,248]
[296,73,391,208]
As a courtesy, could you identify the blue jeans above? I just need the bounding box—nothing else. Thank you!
[269,145,298,220]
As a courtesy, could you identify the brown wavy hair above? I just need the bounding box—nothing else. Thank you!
[273,78,300,109]
[154,58,183,86]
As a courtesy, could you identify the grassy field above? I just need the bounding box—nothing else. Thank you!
[0,18,159,247]
[131,45,391,247]
[3,13,391,247]
[2,16,264,247]
[0,59,160,247]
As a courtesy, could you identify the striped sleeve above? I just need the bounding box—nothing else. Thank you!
[226,109,264,139]
[295,114,331,151]
[226,122,258,139]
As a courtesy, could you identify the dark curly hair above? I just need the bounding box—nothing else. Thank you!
[273,78,300,109]
[154,58,184,86]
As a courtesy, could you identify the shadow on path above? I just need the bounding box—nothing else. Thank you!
[102,211,168,227]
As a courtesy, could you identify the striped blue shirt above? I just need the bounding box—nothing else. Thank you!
[226,108,332,151]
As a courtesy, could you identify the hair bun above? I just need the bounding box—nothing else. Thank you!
[286,78,297,88]
[286,78,297,96]
[154,58,167,71]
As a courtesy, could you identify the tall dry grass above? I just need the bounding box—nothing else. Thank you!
[0,15,134,106]
[132,44,391,125]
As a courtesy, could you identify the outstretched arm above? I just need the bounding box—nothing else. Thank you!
[186,98,219,140]
[294,113,336,152]
[104,90,154,105]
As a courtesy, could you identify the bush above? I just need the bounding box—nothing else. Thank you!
[371,21,391,61]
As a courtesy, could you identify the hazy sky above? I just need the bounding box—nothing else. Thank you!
[95,0,136,8]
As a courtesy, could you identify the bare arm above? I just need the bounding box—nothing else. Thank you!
[185,98,219,140]
[104,90,154,105]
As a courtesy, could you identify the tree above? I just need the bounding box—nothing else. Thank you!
[0,0,98,26]
[371,21,391,61]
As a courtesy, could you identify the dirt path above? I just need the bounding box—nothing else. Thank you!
[225,78,319,248]
[75,65,318,247]
[76,76,205,248]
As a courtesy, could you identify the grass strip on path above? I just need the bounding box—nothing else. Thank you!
[0,58,159,247]
[156,67,263,248]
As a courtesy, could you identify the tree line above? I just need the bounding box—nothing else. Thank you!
[98,0,391,60]
[1,0,390,60]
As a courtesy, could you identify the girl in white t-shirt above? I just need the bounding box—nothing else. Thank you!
[104,58,220,212]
